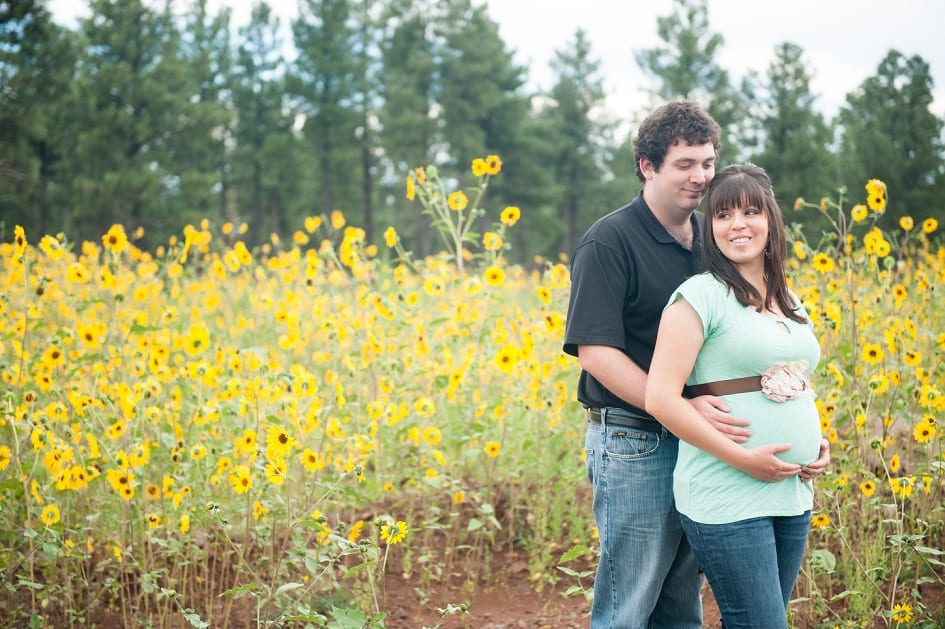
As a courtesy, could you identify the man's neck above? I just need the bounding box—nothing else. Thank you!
[643,191,694,249]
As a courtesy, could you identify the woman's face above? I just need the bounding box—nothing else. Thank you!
[712,203,769,269]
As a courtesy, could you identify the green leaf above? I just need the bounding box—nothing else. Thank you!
[274,582,303,597]
[829,590,862,602]
[327,606,368,629]
[915,545,945,556]
[220,583,261,597]
[564,585,584,597]
[808,548,836,573]
[559,544,590,563]
[181,609,210,628]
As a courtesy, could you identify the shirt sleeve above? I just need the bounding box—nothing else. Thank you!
[563,237,632,356]
[665,273,725,341]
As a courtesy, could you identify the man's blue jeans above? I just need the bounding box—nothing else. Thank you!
[584,409,703,628]
[680,511,811,629]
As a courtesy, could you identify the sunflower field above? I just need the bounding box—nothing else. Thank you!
[1,160,943,628]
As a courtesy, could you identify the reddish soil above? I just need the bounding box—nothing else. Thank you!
[381,552,723,628]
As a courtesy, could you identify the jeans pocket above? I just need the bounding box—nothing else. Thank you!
[603,428,659,460]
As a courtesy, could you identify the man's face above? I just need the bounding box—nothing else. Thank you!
[641,142,717,214]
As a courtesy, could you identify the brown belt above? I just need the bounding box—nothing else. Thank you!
[687,376,762,397]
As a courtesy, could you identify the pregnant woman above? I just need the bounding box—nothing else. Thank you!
[646,163,827,629]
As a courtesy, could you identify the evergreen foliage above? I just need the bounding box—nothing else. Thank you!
[1,0,942,261]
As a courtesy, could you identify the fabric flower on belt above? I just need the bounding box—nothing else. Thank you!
[760,361,815,402]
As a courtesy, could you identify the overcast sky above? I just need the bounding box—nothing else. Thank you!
[48,0,945,123]
[485,0,945,123]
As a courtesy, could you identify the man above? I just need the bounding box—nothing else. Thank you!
[563,100,828,628]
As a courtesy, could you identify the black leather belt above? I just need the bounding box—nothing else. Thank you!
[585,407,662,432]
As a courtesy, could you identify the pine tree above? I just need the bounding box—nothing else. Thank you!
[750,43,836,227]
[838,51,945,225]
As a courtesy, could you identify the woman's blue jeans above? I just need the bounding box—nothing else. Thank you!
[584,412,703,629]
[680,511,811,629]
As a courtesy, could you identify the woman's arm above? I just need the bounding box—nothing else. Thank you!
[645,298,802,483]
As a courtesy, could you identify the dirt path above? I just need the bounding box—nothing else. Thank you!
[382,565,723,628]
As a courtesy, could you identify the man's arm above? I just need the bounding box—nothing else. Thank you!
[577,344,648,409]
[688,396,751,443]
[579,344,752,443]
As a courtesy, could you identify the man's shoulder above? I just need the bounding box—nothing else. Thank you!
[578,197,647,245]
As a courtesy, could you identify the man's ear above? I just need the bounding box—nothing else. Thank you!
[639,158,655,180]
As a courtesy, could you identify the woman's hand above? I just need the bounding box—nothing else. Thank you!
[799,439,831,482]
[738,443,802,483]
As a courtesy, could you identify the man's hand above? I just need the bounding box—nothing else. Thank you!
[799,439,831,482]
[688,395,752,443]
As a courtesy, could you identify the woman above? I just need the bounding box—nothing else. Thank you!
[645,163,822,629]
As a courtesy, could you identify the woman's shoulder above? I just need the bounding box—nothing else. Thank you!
[679,272,727,293]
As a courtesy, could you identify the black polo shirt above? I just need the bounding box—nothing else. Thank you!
[563,192,703,416]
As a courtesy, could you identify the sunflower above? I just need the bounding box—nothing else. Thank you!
[0,445,11,472]
[484,441,501,458]
[914,421,936,444]
[347,519,366,542]
[500,205,520,226]
[264,424,294,459]
[494,345,521,373]
[102,224,129,254]
[230,465,252,495]
[484,155,502,175]
[889,476,913,498]
[448,191,468,212]
[864,179,886,212]
[484,266,505,286]
[483,231,503,251]
[860,343,884,365]
[811,253,835,274]
[380,520,409,545]
[890,602,913,623]
[301,448,326,472]
[422,426,442,446]
[41,505,61,527]
[265,459,286,485]
[66,262,91,284]
[383,226,397,248]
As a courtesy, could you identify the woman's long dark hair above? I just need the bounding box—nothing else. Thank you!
[701,163,807,324]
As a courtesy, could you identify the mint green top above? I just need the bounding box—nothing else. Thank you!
[668,273,821,524]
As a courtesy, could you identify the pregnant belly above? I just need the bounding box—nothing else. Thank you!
[730,395,822,466]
